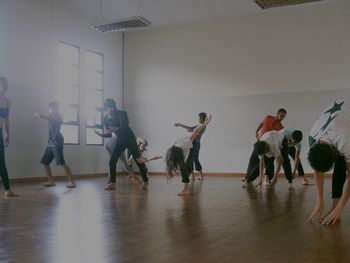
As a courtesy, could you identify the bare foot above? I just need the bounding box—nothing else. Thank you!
[66,183,76,188]
[5,190,18,197]
[242,182,249,188]
[288,184,294,191]
[140,182,148,190]
[42,182,56,187]
[177,189,190,196]
[104,183,116,191]
[241,178,247,182]
[302,180,314,186]
[131,175,142,185]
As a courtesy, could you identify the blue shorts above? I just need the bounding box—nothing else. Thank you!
[40,146,66,166]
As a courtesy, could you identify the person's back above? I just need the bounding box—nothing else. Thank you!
[260,130,285,158]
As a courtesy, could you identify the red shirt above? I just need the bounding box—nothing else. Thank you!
[258,115,284,139]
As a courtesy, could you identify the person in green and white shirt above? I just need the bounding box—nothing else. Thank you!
[308,97,350,224]
[281,128,313,185]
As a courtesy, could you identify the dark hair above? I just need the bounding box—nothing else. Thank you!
[254,141,268,155]
[137,137,148,148]
[166,146,185,174]
[48,101,59,111]
[0,76,8,91]
[103,98,117,110]
[277,108,287,114]
[308,143,335,172]
[291,130,303,143]
[198,112,207,120]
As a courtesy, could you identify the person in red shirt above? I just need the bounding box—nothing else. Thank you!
[256,108,286,140]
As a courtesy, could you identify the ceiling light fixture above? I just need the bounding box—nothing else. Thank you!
[92,0,151,33]
[254,0,323,9]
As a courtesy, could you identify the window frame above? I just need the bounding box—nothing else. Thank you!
[57,41,81,145]
[85,49,104,146]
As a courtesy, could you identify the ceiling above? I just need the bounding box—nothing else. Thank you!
[50,0,341,29]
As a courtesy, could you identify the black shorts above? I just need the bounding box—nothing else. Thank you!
[40,146,66,166]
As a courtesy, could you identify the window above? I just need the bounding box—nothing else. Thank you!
[56,42,80,144]
[85,50,104,145]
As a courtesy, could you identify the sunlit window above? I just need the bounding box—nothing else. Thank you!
[56,42,80,144]
[85,50,103,145]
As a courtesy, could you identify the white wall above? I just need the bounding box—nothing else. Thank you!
[124,1,350,173]
[0,0,123,178]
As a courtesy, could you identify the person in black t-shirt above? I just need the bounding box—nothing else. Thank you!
[100,99,148,191]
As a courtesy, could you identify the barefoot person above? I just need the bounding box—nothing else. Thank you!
[242,108,287,183]
[0,76,17,196]
[243,130,303,190]
[308,97,350,224]
[102,99,148,191]
[166,115,212,196]
[95,106,135,180]
[175,112,208,180]
[34,102,76,188]
[128,137,162,165]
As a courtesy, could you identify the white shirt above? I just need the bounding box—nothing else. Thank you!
[309,97,350,161]
[174,137,193,162]
[259,131,285,159]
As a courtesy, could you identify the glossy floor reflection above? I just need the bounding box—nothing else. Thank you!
[1,176,350,263]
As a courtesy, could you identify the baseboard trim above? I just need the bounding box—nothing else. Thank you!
[9,172,109,183]
[7,171,330,183]
[146,172,325,177]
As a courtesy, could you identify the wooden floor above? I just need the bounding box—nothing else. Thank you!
[1,176,350,263]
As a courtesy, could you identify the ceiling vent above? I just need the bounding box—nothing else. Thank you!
[254,0,323,9]
[92,16,151,33]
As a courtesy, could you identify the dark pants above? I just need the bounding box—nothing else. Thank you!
[245,149,274,183]
[40,146,66,166]
[191,140,202,172]
[109,127,148,183]
[279,139,293,183]
[288,146,305,176]
[180,148,194,183]
[332,154,347,199]
[245,138,293,183]
[0,131,10,190]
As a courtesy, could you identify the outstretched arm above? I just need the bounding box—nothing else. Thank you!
[174,123,194,132]
[321,163,350,224]
[95,129,112,138]
[189,115,212,142]
[4,99,11,146]
[34,113,50,120]
[271,155,283,184]
[308,171,325,223]
[256,158,265,189]
[145,155,163,162]
[292,149,301,176]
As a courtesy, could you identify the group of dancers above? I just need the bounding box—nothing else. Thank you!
[0,75,349,224]
[242,97,350,224]
[0,76,210,197]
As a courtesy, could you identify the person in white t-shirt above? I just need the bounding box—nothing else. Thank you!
[166,115,212,196]
[243,130,303,190]
[308,97,350,224]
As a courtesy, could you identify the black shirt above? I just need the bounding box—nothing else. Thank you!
[102,110,129,138]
